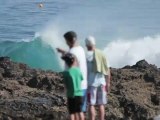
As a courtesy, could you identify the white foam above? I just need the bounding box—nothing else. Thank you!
[33,2,160,69]
[35,23,68,69]
[103,35,160,68]
[37,20,160,69]
[35,24,67,50]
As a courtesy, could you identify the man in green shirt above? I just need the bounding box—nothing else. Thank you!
[62,53,84,120]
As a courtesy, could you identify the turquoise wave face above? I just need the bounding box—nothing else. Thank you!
[0,38,62,71]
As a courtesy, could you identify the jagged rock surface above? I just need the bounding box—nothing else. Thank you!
[0,57,159,120]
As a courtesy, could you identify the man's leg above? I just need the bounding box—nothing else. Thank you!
[79,112,85,120]
[97,85,107,120]
[88,86,97,120]
[99,105,105,120]
[75,113,79,120]
[70,114,75,120]
[89,105,96,120]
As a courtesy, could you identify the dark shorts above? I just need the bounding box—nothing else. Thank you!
[67,96,83,114]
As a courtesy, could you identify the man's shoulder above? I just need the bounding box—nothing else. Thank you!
[95,48,103,54]
[77,45,84,50]
[69,67,81,72]
[95,49,108,60]
[70,46,86,59]
[70,46,84,52]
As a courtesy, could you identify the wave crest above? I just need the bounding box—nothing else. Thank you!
[103,35,160,68]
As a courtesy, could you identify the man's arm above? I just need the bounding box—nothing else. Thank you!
[56,48,67,55]
[105,68,111,93]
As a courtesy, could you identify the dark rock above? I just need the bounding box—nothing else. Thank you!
[151,93,159,105]
[0,73,3,81]
[27,74,63,91]
[122,65,131,69]
[0,57,160,120]
[27,76,40,88]
[144,72,155,82]
[0,68,4,74]
[133,59,150,69]
[0,57,10,61]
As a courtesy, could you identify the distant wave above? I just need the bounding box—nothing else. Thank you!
[0,23,68,71]
[1,26,160,70]
[103,35,160,68]
[0,37,62,71]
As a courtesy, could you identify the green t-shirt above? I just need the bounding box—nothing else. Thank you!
[62,67,83,97]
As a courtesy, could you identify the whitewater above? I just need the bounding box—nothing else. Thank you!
[0,28,160,70]
[0,0,160,71]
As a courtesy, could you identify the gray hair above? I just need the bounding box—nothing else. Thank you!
[85,36,96,46]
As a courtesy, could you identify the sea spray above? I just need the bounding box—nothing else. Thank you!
[1,31,160,70]
[35,24,69,69]
[103,35,160,68]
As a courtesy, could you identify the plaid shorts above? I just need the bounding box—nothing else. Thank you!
[87,85,107,105]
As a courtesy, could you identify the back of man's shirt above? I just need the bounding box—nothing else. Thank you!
[69,46,87,90]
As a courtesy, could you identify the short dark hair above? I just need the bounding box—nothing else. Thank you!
[63,31,77,41]
[61,53,75,67]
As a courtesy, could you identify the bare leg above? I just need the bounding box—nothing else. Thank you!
[99,105,105,120]
[79,112,84,120]
[70,114,75,120]
[75,113,79,120]
[89,105,96,120]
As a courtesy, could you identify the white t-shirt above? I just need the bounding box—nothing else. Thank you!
[87,51,108,87]
[69,46,87,89]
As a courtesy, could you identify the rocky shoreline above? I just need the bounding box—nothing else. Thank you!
[0,57,160,120]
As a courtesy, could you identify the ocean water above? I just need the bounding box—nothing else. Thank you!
[0,0,160,71]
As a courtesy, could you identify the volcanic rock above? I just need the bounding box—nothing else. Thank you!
[0,57,159,120]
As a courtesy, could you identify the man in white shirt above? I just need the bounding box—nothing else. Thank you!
[57,31,88,113]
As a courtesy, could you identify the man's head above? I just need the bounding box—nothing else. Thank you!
[85,36,96,51]
[61,53,76,67]
[64,31,77,48]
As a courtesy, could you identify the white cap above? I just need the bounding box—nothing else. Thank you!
[85,36,96,46]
